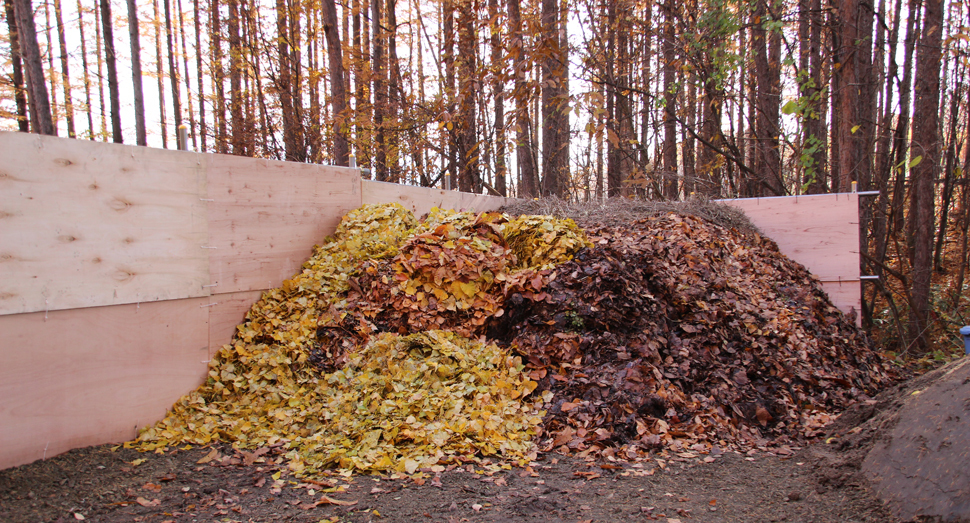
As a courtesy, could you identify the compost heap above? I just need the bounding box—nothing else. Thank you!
[136,202,895,476]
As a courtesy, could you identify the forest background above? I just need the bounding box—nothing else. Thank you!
[2,0,969,358]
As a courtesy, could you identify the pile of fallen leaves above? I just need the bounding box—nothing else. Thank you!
[136,204,583,475]
[137,201,896,475]
[489,212,895,458]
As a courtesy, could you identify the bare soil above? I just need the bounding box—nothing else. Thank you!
[1,437,894,523]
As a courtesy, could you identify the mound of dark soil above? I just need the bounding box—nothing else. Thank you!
[810,357,970,522]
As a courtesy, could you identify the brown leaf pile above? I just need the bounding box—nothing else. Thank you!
[317,211,589,355]
[485,212,895,456]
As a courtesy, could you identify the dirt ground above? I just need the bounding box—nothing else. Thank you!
[1,437,894,523]
[12,343,964,523]
[11,354,970,523]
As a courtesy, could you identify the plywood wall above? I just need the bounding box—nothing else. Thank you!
[0,132,210,315]
[0,299,210,468]
[206,155,360,294]
[362,180,514,216]
[721,193,862,318]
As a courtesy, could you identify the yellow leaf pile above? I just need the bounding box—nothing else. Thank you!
[235,202,417,365]
[505,215,592,270]
[288,331,543,475]
[136,203,586,476]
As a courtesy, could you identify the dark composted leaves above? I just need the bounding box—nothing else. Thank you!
[489,213,894,457]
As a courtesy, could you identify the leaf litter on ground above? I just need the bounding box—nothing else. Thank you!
[134,200,897,478]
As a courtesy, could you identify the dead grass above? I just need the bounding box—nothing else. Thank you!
[500,197,761,235]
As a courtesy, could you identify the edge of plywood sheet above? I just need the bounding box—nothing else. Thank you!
[0,298,210,470]
[206,155,360,294]
[361,181,514,216]
[208,289,264,357]
[0,132,210,315]
[821,280,863,323]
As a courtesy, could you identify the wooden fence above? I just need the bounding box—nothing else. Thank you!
[0,132,859,469]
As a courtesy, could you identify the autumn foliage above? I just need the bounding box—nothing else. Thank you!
[136,202,895,475]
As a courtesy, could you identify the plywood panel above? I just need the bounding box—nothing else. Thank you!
[0,299,210,470]
[0,132,209,315]
[821,280,863,320]
[208,290,263,357]
[721,193,860,282]
[721,193,861,321]
[362,181,513,217]
[206,155,361,294]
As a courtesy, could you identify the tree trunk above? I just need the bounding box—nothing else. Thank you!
[193,0,206,151]
[100,0,122,142]
[177,0,197,149]
[94,0,107,137]
[323,0,349,165]
[540,0,567,196]
[616,0,636,197]
[210,0,226,152]
[752,0,783,195]
[661,0,678,199]
[386,0,401,182]
[639,0,652,187]
[228,0,245,154]
[934,85,961,271]
[442,0,456,188]
[163,0,183,147]
[42,0,58,132]
[153,0,168,148]
[4,0,30,131]
[242,0,259,155]
[836,0,863,191]
[76,0,94,138]
[803,0,826,193]
[489,0,506,196]
[908,0,943,351]
[683,74,696,195]
[52,0,74,137]
[595,82,604,200]
[507,0,536,197]
[276,0,293,158]
[456,0,477,192]
[12,0,53,134]
[152,0,168,149]
[287,0,305,161]
[372,0,387,179]
[605,0,620,197]
[127,0,147,145]
[352,0,365,168]
[890,0,919,236]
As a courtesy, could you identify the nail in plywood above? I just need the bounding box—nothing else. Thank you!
[362,180,513,217]
[0,298,210,470]
[208,290,264,357]
[0,132,210,315]
[206,155,361,294]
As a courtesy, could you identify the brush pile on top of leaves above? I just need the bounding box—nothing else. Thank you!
[136,201,895,476]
